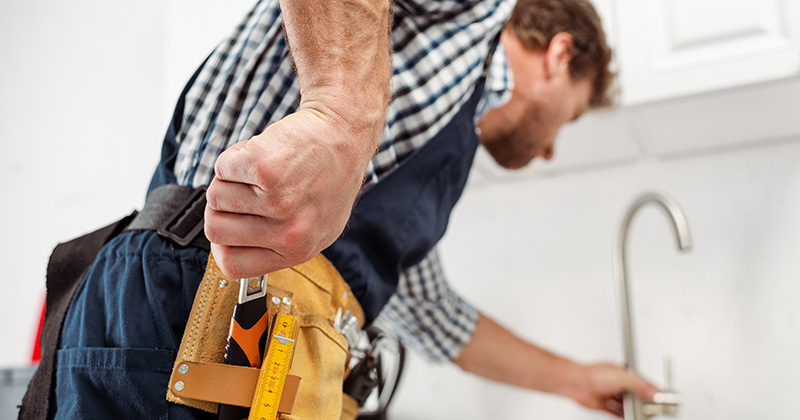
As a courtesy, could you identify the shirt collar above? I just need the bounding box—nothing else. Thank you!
[475,42,513,123]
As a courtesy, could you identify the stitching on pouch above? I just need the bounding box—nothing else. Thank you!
[200,272,217,349]
[203,273,221,348]
[187,272,211,359]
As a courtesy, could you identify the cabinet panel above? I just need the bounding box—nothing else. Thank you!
[616,0,800,104]
[668,0,770,47]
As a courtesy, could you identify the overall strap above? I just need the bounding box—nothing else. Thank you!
[323,32,502,323]
[18,212,138,420]
[323,76,488,323]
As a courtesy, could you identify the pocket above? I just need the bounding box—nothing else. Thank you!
[281,313,349,420]
[54,347,174,420]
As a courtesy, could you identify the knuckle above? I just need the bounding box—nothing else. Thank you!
[274,219,318,265]
[254,162,278,189]
[213,159,227,181]
[266,192,296,218]
[282,218,311,248]
[211,248,240,278]
[203,213,223,244]
[205,184,220,210]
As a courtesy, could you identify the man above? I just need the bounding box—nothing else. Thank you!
[375,1,656,416]
[23,0,654,419]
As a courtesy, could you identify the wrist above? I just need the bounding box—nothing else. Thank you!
[545,357,590,400]
[300,91,386,163]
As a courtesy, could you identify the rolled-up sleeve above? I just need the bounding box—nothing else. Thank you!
[374,249,478,362]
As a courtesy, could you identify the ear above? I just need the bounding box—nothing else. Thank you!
[544,32,574,80]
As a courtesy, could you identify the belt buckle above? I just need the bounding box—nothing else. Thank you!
[157,186,207,247]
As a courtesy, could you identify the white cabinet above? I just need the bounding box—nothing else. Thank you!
[615,0,800,105]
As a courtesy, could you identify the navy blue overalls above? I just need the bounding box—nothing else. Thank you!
[50,63,486,419]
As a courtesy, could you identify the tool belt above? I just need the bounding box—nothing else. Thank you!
[169,252,364,419]
[21,184,370,420]
[140,185,369,419]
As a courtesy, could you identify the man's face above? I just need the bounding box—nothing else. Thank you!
[477,31,593,169]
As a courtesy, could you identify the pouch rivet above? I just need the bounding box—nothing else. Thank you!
[282,297,292,306]
[271,296,281,305]
[174,381,185,392]
[178,364,189,374]
[219,280,228,288]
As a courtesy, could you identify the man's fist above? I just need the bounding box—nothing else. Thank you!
[205,108,374,279]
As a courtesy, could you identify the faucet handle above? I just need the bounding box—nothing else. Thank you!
[642,357,680,417]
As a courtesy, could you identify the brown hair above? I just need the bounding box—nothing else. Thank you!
[506,0,615,107]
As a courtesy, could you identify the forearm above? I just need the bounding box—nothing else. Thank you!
[206,0,393,278]
[453,313,584,396]
[453,312,658,415]
[280,0,392,155]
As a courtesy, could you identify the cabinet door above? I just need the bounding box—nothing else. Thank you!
[616,0,800,105]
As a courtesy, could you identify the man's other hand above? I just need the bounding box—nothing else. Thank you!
[566,363,659,417]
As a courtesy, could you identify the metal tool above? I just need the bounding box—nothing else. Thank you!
[218,275,269,420]
[339,310,361,354]
[344,322,406,420]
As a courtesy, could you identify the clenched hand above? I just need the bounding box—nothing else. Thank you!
[205,108,375,279]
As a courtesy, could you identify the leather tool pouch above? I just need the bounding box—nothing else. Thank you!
[167,252,365,420]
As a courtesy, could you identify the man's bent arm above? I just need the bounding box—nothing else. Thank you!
[454,313,658,417]
[205,0,392,278]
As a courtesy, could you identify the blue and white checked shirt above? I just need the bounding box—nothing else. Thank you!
[173,0,513,362]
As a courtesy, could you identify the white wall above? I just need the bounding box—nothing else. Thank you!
[389,137,800,419]
[0,0,252,368]
[2,1,799,419]
[0,0,166,367]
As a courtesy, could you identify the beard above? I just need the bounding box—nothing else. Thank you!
[479,114,549,170]
[481,131,535,169]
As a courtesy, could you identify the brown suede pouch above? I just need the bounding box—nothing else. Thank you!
[167,253,365,419]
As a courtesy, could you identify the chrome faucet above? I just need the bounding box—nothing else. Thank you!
[613,192,691,420]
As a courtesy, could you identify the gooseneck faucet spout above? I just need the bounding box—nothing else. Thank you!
[613,192,691,420]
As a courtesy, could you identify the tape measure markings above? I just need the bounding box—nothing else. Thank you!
[249,312,297,420]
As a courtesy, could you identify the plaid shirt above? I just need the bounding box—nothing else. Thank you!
[173,0,513,362]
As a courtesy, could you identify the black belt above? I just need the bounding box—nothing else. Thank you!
[127,184,210,251]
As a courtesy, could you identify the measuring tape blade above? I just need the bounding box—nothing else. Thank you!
[248,312,298,420]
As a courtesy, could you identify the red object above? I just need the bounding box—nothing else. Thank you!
[32,299,46,363]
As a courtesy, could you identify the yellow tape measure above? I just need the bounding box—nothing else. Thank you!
[248,312,297,420]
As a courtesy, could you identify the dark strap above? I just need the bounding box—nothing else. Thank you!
[18,212,138,420]
[323,77,486,323]
[126,184,210,251]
